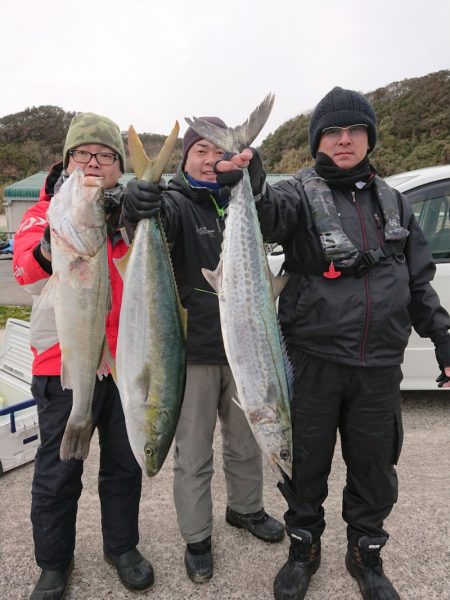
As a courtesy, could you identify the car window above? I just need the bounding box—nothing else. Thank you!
[405,179,450,262]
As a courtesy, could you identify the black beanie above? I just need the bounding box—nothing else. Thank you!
[309,87,377,158]
[182,116,227,167]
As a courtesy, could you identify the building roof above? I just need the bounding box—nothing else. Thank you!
[4,172,293,200]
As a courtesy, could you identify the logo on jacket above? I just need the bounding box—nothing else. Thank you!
[196,225,215,238]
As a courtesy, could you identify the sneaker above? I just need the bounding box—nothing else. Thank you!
[273,529,321,600]
[225,506,285,542]
[104,547,154,591]
[345,536,400,600]
[30,558,74,600]
[184,536,213,583]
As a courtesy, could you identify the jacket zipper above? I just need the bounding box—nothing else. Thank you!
[352,190,371,365]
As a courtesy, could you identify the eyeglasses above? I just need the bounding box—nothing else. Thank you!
[321,124,368,141]
[69,149,119,166]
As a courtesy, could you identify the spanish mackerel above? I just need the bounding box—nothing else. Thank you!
[115,123,187,477]
[185,95,292,480]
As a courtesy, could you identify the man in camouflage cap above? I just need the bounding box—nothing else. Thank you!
[63,112,126,172]
[13,112,155,599]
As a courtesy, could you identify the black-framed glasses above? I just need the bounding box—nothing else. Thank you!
[69,149,119,166]
[321,124,368,141]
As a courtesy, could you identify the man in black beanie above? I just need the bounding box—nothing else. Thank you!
[122,117,285,585]
[211,87,450,600]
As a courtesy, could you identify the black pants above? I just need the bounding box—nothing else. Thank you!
[31,374,142,570]
[279,350,403,544]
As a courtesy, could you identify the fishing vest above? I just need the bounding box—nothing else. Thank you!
[287,167,409,278]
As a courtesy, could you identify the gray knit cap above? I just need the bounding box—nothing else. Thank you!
[63,112,126,171]
[309,87,377,158]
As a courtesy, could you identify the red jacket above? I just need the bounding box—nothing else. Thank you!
[13,164,128,375]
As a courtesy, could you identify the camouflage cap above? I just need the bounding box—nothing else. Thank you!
[63,112,126,171]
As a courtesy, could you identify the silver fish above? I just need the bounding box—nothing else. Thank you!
[185,95,292,480]
[32,167,112,460]
[116,123,187,476]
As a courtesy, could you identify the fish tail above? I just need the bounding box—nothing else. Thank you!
[128,121,180,182]
[184,93,275,152]
[60,415,93,461]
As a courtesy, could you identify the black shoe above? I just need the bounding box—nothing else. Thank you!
[226,506,285,542]
[104,547,154,591]
[345,536,400,600]
[30,559,74,600]
[184,536,213,584]
[273,529,321,600]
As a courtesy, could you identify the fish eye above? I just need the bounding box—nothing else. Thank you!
[144,446,153,456]
[280,450,290,461]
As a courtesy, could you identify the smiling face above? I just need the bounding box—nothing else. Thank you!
[184,140,224,182]
[317,125,369,169]
[66,143,122,189]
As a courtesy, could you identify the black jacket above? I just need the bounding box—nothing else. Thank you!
[257,174,450,367]
[162,173,227,364]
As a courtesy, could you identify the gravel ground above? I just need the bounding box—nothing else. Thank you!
[1,393,449,600]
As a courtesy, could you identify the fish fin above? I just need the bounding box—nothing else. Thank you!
[231,395,244,411]
[33,274,57,311]
[114,244,133,279]
[109,364,117,385]
[271,272,289,299]
[201,259,222,293]
[97,339,114,380]
[60,414,93,461]
[128,121,180,183]
[60,359,73,391]
[185,94,275,152]
[180,305,188,338]
[107,277,112,314]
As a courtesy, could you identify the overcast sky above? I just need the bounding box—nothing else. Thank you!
[1,0,449,145]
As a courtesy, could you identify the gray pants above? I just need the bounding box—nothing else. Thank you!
[173,364,264,543]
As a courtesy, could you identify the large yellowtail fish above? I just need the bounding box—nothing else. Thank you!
[185,95,292,481]
[115,122,187,477]
[31,168,112,460]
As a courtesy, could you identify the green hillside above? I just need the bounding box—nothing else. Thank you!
[260,70,450,176]
[0,70,448,204]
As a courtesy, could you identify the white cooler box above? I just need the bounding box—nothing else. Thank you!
[0,318,39,475]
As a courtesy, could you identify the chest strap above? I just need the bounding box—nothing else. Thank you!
[296,167,409,271]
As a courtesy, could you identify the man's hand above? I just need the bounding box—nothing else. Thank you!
[436,366,450,388]
[434,334,450,388]
[123,179,163,223]
[214,148,266,200]
[215,149,254,173]
[40,224,52,261]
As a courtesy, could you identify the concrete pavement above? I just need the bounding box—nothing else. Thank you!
[1,216,449,599]
[0,393,449,600]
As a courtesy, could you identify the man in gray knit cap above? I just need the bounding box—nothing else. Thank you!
[122,117,285,585]
[211,87,450,600]
[14,112,154,599]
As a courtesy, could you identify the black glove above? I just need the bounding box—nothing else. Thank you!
[40,224,51,255]
[123,179,163,223]
[433,333,450,387]
[247,148,266,197]
[214,148,266,201]
[213,152,242,202]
